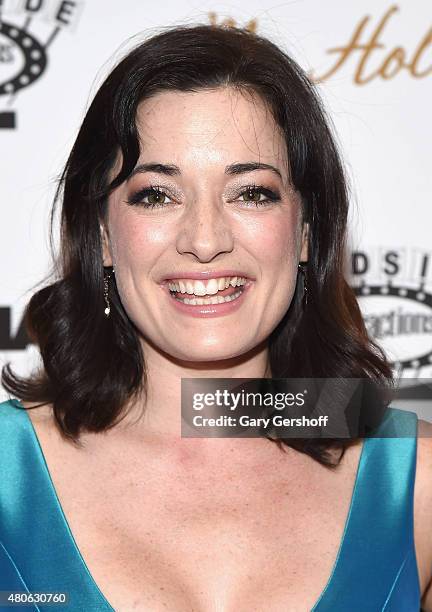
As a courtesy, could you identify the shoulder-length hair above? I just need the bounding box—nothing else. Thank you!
[2,24,393,466]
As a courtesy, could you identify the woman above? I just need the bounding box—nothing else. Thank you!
[1,24,431,611]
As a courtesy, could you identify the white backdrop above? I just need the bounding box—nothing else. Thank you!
[1,1,431,416]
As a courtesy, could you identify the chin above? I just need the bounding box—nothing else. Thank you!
[164,337,262,365]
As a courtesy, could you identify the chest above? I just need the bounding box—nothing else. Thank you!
[45,446,360,612]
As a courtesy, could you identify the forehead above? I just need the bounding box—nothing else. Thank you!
[135,87,288,175]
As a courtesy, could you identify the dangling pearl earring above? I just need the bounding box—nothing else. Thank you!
[104,267,115,317]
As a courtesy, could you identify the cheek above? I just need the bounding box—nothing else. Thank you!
[241,210,301,321]
[241,209,301,266]
[109,214,172,269]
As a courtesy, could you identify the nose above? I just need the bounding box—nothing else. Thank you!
[175,195,234,263]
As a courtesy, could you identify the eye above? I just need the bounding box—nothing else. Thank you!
[237,185,281,207]
[126,186,173,208]
[125,184,280,208]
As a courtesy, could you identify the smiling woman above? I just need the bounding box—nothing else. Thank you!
[102,86,307,357]
[1,23,432,612]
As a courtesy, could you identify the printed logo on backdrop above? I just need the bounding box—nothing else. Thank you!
[351,247,432,400]
[310,4,432,84]
[0,0,84,129]
[210,5,432,85]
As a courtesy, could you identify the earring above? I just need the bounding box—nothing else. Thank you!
[298,263,308,308]
[104,268,114,317]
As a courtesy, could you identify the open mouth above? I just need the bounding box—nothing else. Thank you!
[167,276,248,306]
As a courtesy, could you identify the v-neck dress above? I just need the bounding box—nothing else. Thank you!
[0,399,421,611]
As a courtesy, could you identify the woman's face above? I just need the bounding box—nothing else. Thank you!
[102,87,308,363]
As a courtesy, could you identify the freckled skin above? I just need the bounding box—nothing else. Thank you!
[102,87,308,364]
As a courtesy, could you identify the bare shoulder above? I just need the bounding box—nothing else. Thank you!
[418,417,432,436]
[416,419,432,488]
[416,418,432,524]
[18,400,75,453]
[19,400,55,426]
[415,419,432,609]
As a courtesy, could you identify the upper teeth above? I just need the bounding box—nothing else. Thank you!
[168,276,247,296]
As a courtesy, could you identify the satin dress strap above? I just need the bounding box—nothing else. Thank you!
[314,406,420,611]
[0,399,113,611]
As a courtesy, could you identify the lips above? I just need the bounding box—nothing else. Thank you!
[163,276,253,317]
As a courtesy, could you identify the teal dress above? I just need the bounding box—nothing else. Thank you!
[0,399,421,611]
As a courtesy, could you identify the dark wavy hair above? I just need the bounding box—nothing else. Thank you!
[2,23,394,466]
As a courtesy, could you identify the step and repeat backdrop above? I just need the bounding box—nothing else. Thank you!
[1,1,431,416]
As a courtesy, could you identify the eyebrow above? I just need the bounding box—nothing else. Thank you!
[127,161,282,180]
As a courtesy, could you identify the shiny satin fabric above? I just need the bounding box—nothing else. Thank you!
[0,399,113,611]
[0,399,421,611]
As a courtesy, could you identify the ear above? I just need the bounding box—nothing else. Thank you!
[300,222,309,262]
[100,222,113,267]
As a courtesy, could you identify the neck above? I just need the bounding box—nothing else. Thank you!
[120,338,271,438]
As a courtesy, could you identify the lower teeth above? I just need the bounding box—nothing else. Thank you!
[172,289,243,305]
